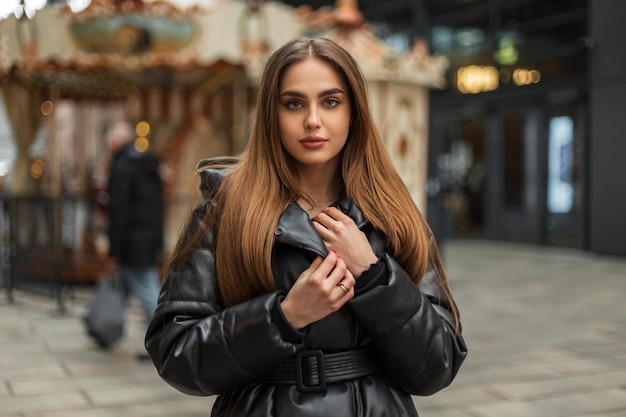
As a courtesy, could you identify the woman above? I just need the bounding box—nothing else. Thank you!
[145,37,467,417]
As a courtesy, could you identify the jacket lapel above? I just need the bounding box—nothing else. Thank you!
[274,196,369,257]
[275,202,327,256]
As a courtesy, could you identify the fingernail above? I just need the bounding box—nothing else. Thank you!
[330,250,336,254]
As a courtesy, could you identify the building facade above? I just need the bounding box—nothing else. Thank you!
[285,0,625,256]
[422,0,625,256]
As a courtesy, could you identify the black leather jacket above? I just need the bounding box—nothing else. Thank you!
[145,161,467,417]
[108,143,164,267]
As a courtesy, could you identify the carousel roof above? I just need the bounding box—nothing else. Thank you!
[0,0,301,97]
[0,0,448,98]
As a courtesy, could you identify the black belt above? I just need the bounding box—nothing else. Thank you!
[257,347,382,392]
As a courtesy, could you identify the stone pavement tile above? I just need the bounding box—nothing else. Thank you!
[484,371,626,401]
[8,378,80,397]
[1,347,56,366]
[419,409,474,417]
[0,343,49,358]
[1,359,67,380]
[8,371,157,397]
[467,389,626,417]
[62,356,153,378]
[454,361,565,385]
[85,383,188,407]
[538,347,612,373]
[16,397,215,417]
[30,315,86,337]
[72,370,159,389]
[0,326,42,346]
[597,325,626,344]
[55,349,138,368]
[0,383,9,397]
[604,353,626,369]
[414,385,500,410]
[587,411,626,417]
[0,392,89,416]
[540,346,625,376]
[564,341,626,359]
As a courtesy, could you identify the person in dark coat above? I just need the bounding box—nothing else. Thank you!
[145,37,467,416]
[106,121,164,349]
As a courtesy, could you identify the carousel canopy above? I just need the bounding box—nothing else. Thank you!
[0,0,448,98]
[0,0,302,98]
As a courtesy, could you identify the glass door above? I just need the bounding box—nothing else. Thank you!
[429,103,585,249]
[496,109,543,243]
[494,105,584,248]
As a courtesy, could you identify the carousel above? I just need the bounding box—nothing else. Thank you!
[0,0,448,298]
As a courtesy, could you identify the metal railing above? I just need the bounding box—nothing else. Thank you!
[2,195,99,312]
[1,192,190,312]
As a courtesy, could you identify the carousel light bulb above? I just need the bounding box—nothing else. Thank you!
[67,0,92,13]
[136,121,150,137]
[134,137,149,153]
[26,0,47,9]
[0,0,19,20]
[23,0,47,18]
[40,100,53,115]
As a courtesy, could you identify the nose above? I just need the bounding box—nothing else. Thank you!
[304,109,321,130]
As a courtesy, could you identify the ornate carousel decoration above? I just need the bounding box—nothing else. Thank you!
[295,0,449,88]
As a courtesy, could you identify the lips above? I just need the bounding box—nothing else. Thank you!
[300,136,327,149]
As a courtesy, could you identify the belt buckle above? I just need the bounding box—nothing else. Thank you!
[295,350,326,392]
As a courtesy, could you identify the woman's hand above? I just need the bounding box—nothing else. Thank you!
[280,251,355,330]
[312,207,378,277]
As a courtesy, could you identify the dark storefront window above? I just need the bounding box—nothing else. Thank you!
[503,115,525,209]
[428,0,588,93]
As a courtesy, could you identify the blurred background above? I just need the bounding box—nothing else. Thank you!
[0,0,624,303]
[1,2,625,417]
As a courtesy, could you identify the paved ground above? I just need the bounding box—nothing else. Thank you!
[1,239,625,417]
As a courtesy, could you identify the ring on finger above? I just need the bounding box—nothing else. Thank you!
[337,282,349,294]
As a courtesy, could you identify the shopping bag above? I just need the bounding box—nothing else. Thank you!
[83,276,125,348]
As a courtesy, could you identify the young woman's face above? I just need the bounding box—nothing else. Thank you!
[278,57,351,171]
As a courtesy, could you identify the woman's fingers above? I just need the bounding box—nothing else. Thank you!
[281,253,354,329]
[336,267,356,296]
[317,206,344,222]
[307,251,338,283]
[312,209,378,277]
[304,253,355,302]
[301,252,348,295]
[312,207,348,234]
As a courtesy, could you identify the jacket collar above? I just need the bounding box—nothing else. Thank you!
[274,194,368,257]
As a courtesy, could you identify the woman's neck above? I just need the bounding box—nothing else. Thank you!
[296,163,342,217]
[297,191,340,218]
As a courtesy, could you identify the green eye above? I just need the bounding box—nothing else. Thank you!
[286,101,303,110]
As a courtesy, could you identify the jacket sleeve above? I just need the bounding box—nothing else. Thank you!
[107,162,134,259]
[144,173,301,396]
[348,233,468,396]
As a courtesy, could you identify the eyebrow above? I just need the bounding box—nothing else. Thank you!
[280,88,346,99]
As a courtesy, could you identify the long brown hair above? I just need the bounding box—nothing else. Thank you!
[168,37,458,325]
